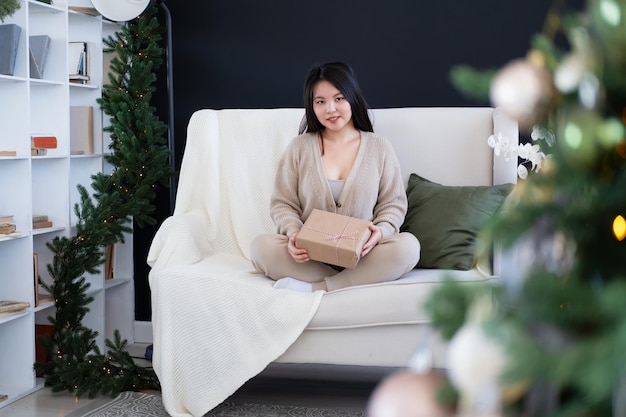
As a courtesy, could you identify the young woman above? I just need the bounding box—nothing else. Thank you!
[251,61,420,292]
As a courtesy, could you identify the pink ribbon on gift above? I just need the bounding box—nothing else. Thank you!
[304,218,359,265]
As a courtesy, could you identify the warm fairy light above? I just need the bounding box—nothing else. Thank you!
[617,142,626,158]
[613,215,626,241]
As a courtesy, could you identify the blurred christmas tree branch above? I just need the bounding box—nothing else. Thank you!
[425,0,626,415]
[449,66,496,103]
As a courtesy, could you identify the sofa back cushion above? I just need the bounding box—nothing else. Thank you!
[371,107,499,186]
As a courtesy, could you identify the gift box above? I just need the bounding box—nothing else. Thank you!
[296,209,372,269]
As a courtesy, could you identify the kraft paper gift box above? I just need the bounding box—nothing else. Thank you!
[296,209,372,269]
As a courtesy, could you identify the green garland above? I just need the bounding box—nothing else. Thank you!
[34,7,173,397]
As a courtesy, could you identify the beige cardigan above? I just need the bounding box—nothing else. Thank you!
[270,131,408,239]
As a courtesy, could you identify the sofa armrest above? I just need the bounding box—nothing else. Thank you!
[147,210,212,270]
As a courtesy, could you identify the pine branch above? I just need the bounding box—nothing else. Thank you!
[0,0,20,23]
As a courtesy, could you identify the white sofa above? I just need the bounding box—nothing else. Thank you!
[147,107,518,416]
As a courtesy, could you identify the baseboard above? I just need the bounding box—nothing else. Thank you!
[133,321,153,344]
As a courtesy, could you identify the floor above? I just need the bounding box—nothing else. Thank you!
[0,344,380,417]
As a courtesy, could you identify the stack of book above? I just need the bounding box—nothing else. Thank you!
[0,214,16,235]
[0,300,30,317]
[31,134,57,156]
[33,214,52,229]
[68,41,90,84]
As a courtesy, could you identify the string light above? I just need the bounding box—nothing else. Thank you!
[613,215,626,241]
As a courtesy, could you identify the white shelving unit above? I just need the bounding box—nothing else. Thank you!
[0,0,133,408]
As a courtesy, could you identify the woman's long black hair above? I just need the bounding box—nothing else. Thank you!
[301,62,373,134]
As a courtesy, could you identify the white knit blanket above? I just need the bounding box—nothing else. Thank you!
[147,109,323,417]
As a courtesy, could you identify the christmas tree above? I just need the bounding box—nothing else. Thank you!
[423,0,626,415]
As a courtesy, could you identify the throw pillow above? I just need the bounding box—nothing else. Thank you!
[401,173,514,270]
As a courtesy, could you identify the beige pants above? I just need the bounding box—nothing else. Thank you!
[250,232,420,291]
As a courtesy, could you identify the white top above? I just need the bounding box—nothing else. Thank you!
[327,178,345,203]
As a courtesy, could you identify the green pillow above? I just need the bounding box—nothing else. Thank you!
[401,173,514,270]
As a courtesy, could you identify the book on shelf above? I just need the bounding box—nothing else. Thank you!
[68,42,85,75]
[0,300,30,317]
[68,41,90,83]
[29,35,51,79]
[0,215,14,224]
[32,214,48,223]
[69,74,90,84]
[69,6,99,15]
[70,106,94,155]
[31,135,57,149]
[31,148,48,156]
[33,220,53,229]
[34,253,40,307]
[0,223,16,235]
[0,150,17,157]
[0,24,21,76]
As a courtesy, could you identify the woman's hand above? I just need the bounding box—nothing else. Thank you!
[288,232,310,263]
[361,224,382,257]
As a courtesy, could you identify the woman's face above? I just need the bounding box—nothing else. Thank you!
[312,80,353,133]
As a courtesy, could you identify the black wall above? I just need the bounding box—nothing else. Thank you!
[134,0,582,321]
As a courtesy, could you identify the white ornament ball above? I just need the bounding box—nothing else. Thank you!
[367,370,454,417]
[554,52,589,93]
[447,322,507,399]
[490,59,553,131]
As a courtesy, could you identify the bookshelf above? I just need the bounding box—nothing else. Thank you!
[0,0,131,408]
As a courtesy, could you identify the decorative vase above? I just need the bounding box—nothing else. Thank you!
[0,23,21,76]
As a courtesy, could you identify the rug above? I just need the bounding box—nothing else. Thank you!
[66,391,367,417]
